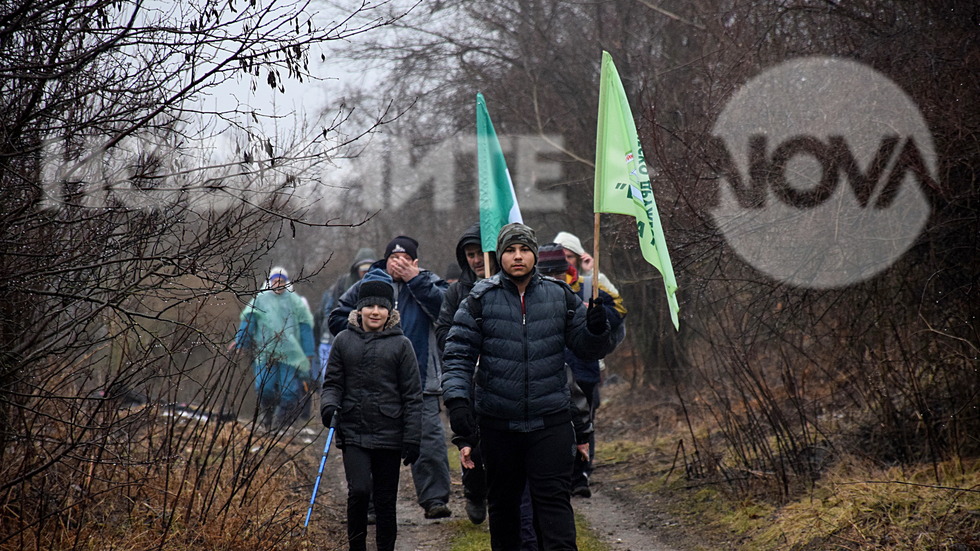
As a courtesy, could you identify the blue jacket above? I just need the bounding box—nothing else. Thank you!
[441,271,614,432]
[328,263,447,391]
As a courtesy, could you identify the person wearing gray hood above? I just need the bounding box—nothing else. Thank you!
[314,247,377,380]
[442,223,616,550]
[434,222,496,525]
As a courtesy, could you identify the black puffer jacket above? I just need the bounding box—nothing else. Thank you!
[321,310,423,450]
[442,271,613,432]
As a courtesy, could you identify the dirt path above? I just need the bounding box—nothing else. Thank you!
[311,431,455,550]
[578,479,682,551]
[305,423,685,551]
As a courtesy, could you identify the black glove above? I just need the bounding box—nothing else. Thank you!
[446,398,477,438]
[402,443,420,466]
[320,404,337,427]
[586,297,608,334]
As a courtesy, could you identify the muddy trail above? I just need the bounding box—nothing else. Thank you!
[301,422,684,551]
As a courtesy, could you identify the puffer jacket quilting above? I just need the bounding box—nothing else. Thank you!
[327,264,447,392]
[442,271,612,432]
[320,310,423,450]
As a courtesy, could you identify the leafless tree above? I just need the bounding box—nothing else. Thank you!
[0,0,410,547]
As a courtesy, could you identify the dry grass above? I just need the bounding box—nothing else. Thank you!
[594,383,980,551]
[753,458,980,550]
[0,405,345,551]
[5,371,977,550]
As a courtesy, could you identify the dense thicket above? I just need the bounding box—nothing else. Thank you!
[340,0,979,496]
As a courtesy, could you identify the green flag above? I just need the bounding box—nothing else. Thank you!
[594,52,680,330]
[477,93,522,252]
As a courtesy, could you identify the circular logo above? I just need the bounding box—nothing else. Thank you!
[711,57,935,289]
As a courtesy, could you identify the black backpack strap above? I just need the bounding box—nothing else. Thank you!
[464,288,485,330]
[466,278,576,326]
[559,281,579,321]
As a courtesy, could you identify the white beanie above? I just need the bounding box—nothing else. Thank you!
[553,231,585,256]
[268,266,289,282]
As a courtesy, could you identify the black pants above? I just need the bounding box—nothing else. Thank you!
[571,381,598,488]
[480,423,577,551]
[341,446,401,551]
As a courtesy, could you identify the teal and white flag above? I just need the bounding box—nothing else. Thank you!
[477,93,522,252]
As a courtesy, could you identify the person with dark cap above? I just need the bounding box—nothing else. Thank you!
[537,242,627,499]
[435,222,497,350]
[320,273,423,551]
[442,223,617,550]
[433,222,497,525]
[328,236,453,519]
[443,262,463,284]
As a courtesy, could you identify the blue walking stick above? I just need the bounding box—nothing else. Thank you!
[304,417,337,528]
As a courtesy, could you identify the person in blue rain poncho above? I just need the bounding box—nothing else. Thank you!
[229,266,315,430]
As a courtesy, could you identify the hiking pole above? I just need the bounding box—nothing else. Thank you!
[304,417,337,529]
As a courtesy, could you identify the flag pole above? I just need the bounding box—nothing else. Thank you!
[591,213,600,301]
[484,252,491,279]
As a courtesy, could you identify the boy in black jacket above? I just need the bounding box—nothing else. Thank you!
[320,276,423,551]
[434,222,495,525]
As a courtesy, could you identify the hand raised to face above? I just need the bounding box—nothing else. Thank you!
[386,252,420,282]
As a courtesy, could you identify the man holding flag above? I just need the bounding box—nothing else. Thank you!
[442,222,616,550]
[434,221,495,525]
[431,94,522,527]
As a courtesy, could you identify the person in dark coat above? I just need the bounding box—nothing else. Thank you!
[320,276,423,551]
[313,247,377,380]
[435,222,497,350]
[442,223,616,551]
[328,236,453,519]
[434,222,496,525]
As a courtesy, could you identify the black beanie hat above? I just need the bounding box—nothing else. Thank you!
[384,235,419,260]
[356,280,394,311]
[444,262,463,281]
[496,223,538,260]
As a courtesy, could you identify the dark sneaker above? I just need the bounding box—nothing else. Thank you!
[366,512,376,525]
[465,499,486,524]
[423,503,452,519]
[571,484,592,498]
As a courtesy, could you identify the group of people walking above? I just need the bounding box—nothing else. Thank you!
[232,222,626,551]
